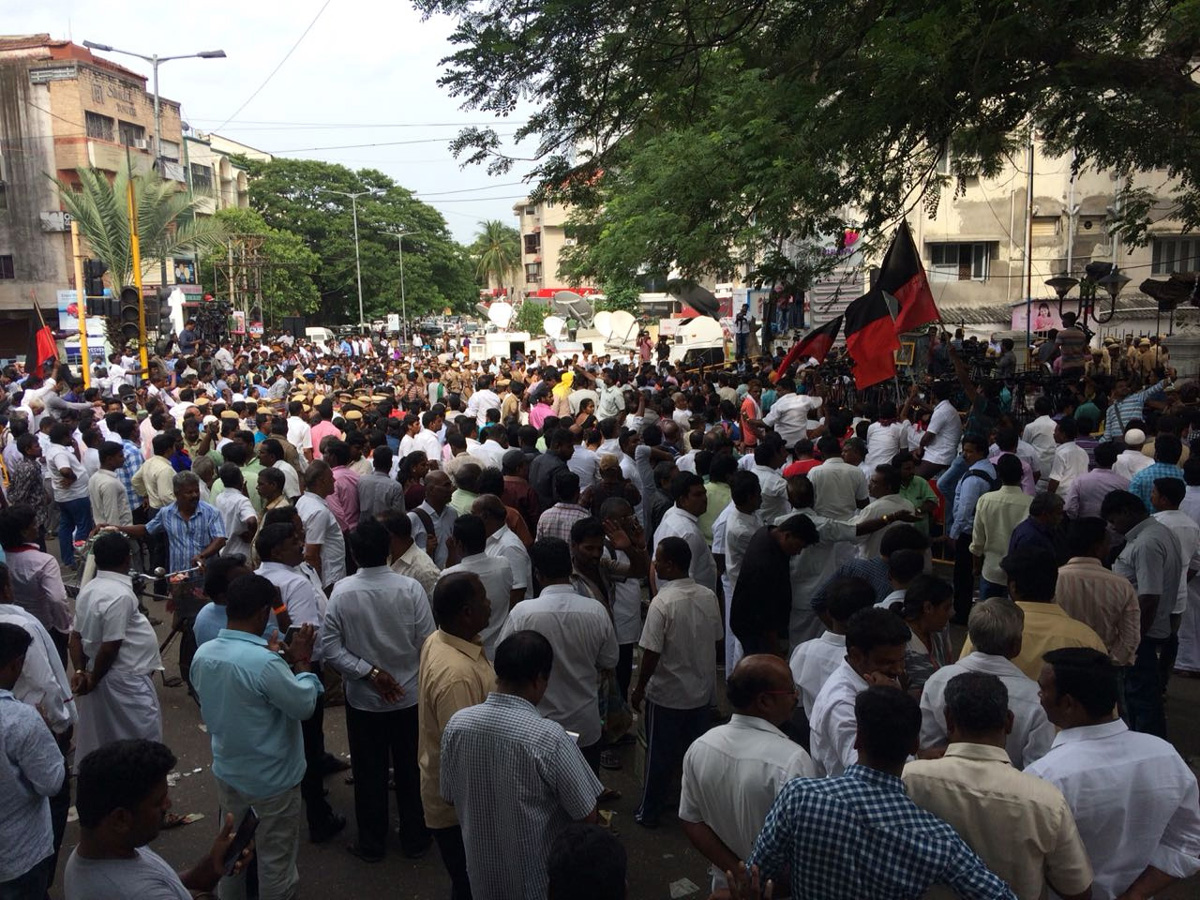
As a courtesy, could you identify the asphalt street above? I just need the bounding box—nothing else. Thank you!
[47,611,1200,899]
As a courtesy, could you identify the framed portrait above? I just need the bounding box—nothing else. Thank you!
[895,341,916,367]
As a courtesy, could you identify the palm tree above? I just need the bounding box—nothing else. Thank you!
[54,164,228,286]
[472,219,520,298]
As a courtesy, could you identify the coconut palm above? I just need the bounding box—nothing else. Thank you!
[472,219,520,296]
[54,164,228,285]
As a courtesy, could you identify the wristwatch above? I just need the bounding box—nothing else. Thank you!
[367,666,381,682]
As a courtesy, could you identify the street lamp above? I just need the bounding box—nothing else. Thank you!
[82,40,226,291]
[385,227,410,343]
[317,187,383,328]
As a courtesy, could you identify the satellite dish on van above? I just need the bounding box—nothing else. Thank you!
[488,301,514,330]
[608,311,638,345]
[552,290,595,325]
[593,311,614,339]
[543,315,567,340]
[667,281,720,317]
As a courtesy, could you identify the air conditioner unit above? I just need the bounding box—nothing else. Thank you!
[132,139,150,151]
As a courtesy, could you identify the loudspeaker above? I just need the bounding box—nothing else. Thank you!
[282,316,306,339]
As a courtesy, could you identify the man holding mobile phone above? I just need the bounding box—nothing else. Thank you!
[65,739,253,899]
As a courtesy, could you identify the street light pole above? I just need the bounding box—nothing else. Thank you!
[396,229,408,344]
[317,187,382,329]
[81,41,226,293]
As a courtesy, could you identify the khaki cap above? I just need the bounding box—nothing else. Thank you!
[345,410,363,421]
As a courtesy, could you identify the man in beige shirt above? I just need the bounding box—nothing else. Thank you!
[970,475,1033,596]
[1054,517,1141,666]
[960,547,1108,681]
[904,671,1093,900]
[131,432,178,511]
[418,572,496,899]
[379,509,441,601]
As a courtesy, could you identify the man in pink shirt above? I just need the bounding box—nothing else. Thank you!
[308,400,343,461]
[324,440,361,532]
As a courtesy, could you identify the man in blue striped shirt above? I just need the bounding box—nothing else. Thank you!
[750,686,1016,900]
[1102,371,1174,441]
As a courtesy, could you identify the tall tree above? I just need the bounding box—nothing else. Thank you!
[418,0,1200,265]
[196,207,321,324]
[55,164,227,284]
[471,219,520,295]
[243,158,476,324]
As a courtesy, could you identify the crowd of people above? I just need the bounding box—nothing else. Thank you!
[0,314,1199,900]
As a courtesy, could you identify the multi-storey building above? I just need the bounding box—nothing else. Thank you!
[512,196,595,297]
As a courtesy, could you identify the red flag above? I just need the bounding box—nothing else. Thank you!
[27,326,58,379]
[879,220,940,334]
[770,316,842,382]
[844,288,899,388]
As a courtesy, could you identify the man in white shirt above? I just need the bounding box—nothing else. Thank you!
[257,439,301,501]
[809,606,909,775]
[750,440,791,525]
[285,401,314,471]
[808,435,868,520]
[1151,478,1200,671]
[653,472,719,594]
[475,495,531,605]
[904,671,1094,900]
[631,537,723,828]
[255,522,344,843]
[851,464,917,559]
[45,422,92,567]
[464,374,501,427]
[1113,428,1154,481]
[1047,417,1089,495]
[916,382,963,478]
[409,471,459,569]
[790,576,877,718]
[413,410,444,463]
[68,533,163,764]
[761,378,822,449]
[499,537,618,773]
[1022,396,1059,485]
[919,599,1054,769]
[595,372,625,421]
[679,655,815,889]
[862,401,907,476]
[214,464,258,561]
[474,425,508,471]
[294,461,347,589]
[439,514,516,659]
[1028,647,1200,899]
[322,518,436,861]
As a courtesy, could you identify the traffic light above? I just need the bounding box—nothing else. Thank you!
[118,285,142,342]
[83,259,108,316]
[145,288,172,333]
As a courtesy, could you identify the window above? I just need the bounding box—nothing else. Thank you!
[91,83,104,104]
[525,262,542,283]
[85,111,114,141]
[160,140,180,161]
[190,163,213,192]
[523,233,540,254]
[1152,237,1200,276]
[929,242,991,281]
[0,255,13,279]
[118,120,146,147]
[524,205,536,216]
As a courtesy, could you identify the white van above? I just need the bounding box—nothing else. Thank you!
[305,327,336,352]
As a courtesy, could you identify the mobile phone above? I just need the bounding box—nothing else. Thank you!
[222,806,259,876]
[566,729,581,745]
[283,625,301,645]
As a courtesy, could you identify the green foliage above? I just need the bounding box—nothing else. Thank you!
[470,219,521,289]
[420,0,1200,264]
[55,164,228,285]
[512,299,548,335]
[595,282,641,314]
[243,158,477,324]
[196,207,321,322]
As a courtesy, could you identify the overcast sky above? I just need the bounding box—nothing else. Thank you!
[2,0,535,243]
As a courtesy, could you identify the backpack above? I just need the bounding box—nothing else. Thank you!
[963,466,999,492]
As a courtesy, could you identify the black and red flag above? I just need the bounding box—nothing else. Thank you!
[844,288,900,388]
[770,315,842,382]
[878,220,940,334]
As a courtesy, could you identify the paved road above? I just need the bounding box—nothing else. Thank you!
[47,613,1200,899]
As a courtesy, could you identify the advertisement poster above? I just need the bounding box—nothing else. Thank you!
[1010,301,1063,334]
[56,289,107,337]
[173,259,197,285]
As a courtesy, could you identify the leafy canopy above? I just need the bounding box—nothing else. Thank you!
[419,0,1200,281]
[55,165,227,285]
[244,157,477,324]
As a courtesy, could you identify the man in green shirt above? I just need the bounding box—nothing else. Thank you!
[894,450,937,537]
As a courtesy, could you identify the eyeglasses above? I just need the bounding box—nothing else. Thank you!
[762,687,799,697]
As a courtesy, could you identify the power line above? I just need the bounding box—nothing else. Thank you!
[266,134,517,153]
[417,182,525,197]
[191,118,528,130]
[212,0,333,132]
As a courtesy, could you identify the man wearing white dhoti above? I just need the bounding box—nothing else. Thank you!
[69,533,163,766]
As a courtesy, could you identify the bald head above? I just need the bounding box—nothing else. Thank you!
[725,655,796,726]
